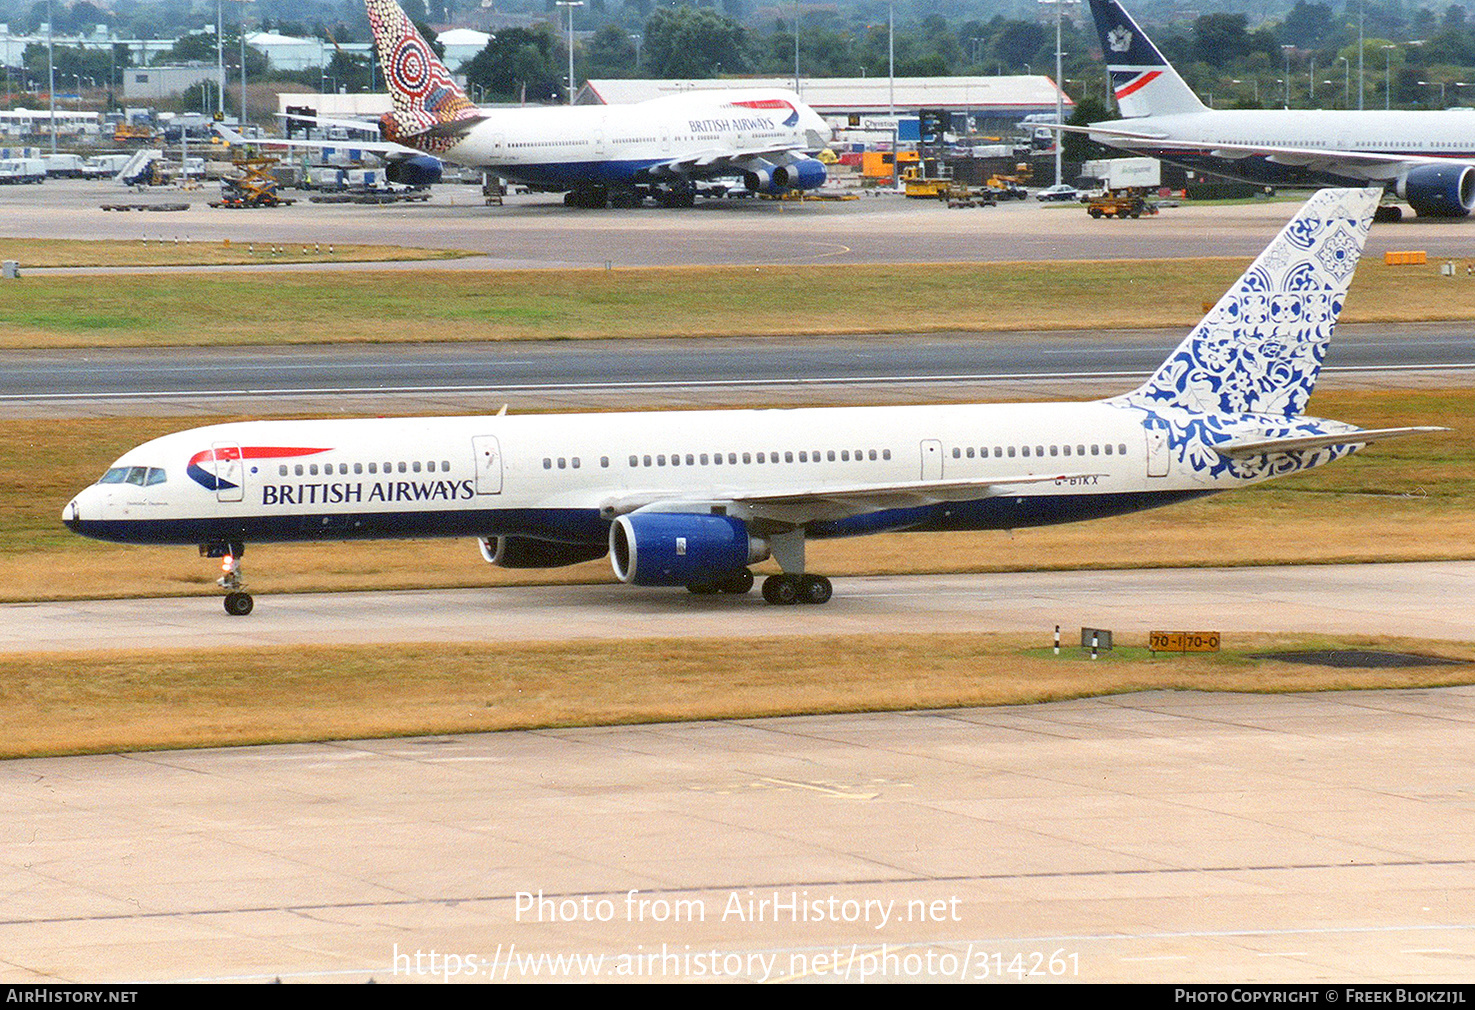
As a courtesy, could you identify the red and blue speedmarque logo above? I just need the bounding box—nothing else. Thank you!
[187,446,331,491]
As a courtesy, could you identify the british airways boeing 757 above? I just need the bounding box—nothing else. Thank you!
[312,0,833,207]
[1081,0,1475,219]
[63,188,1440,615]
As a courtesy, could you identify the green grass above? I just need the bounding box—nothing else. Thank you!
[3,256,1474,347]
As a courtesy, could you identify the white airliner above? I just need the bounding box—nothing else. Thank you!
[1081,0,1475,219]
[282,0,833,207]
[63,188,1441,615]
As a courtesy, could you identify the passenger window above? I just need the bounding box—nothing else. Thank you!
[543,458,552,469]
[398,462,407,474]
[601,457,609,468]
[369,463,378,474]
[354,463,363,474]
[799,451,808,463]
[882,449,891,460]
[572,458,580,469]
[1022,446,1030,457]
[785,452,794,463]
[279,465,288,476]
[1063,446,1071,456]
[413,461,422,473]
[629,455,639,467]
[1007,447,1016,458]
[309,464,319,476]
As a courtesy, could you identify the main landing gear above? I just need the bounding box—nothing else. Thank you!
[203,541,253,616]
[761,573,833,606]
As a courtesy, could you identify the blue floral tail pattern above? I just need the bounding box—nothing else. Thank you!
[1110,187,1381,418]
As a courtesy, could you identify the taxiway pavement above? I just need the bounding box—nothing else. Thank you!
[4,687,1475,983]
[4,562,1471,653]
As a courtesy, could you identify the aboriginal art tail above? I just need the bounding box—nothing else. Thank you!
[1111,187,1381,418]
[1087,0,1206,118]
[365,0,483,150]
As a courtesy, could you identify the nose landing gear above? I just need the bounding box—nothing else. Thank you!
[203,541,253,616]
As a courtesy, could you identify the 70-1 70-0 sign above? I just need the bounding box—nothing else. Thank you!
[1149,631,1221,653]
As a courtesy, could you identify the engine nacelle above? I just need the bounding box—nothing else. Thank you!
[1397,163,1475,218]
[742,159,782,195]
[609,513,766,587]
[386,154,443,188]
[478,535,607,569]
[773,156,827,191]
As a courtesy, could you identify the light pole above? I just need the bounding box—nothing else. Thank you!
[1336,55,1349,108]
[1281,45,1294,108]
[888,0,894,117]
[1382,44,1395,109]
[216,0,225,116]
[555,1,582,104]
[1419,80,1444,107]
[793,0,801,97]
[630,34,641,74]
[1039,0,1079,188]
[47,0,56,153]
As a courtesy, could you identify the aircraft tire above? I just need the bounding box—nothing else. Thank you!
[762,574,800,606]
[719,569,755,594]
[799,575,832,605]
[224,591,254,616]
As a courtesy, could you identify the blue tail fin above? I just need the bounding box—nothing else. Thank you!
[1111,187,1381,418]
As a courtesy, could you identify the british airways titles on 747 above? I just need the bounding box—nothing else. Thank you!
[63,188,1441,616]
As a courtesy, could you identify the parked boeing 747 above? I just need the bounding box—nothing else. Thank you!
[310,0,834,207]
[1080,0,1475,218]
[63,189,1440,614]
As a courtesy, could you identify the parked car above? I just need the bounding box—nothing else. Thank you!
[1036,183,1081,202]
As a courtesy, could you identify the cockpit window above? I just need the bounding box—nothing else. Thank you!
[97,466,166,486]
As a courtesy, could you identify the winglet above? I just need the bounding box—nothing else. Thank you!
[1087,0,1207,118]
[1112,187,1382,418]
[365,0,482,150]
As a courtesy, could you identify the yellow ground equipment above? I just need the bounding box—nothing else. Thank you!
[210,157,294,209]
[1086,189,1157,219]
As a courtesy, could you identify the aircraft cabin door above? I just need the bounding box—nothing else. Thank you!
[472,435,504,495]
[1144,418,1170,478]
[211,441,244,502]
[920,439,943,480]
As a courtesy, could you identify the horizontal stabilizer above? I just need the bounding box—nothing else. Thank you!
[1214,426,1448,458]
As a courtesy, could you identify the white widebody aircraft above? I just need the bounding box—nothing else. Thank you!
[1082,0,1475,219]
[64,187,1439,615]
[316,0,833,207]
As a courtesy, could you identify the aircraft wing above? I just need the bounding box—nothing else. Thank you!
[650,143,814,177]
[214,123,420,160]
[1056,122,1460,180]
[1214,426,1448,459]
[606,471,1105,526]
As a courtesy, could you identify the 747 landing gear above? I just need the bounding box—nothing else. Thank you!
[203,541,253,616]
[761,573,833,606]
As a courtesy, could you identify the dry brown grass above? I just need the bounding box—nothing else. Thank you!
[0,238,467,268]
[3,632,1471,758]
